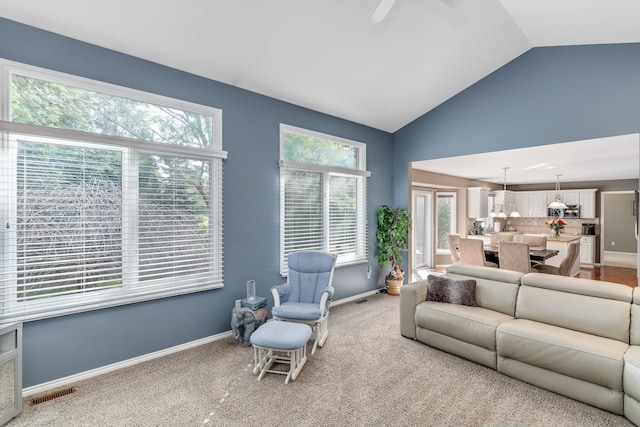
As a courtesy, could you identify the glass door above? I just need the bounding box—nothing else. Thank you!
[412,190,434,278]
[436,192,457,256]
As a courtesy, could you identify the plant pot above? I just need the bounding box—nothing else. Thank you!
[385,278,403,296]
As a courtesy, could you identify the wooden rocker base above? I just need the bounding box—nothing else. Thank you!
[252,345,307,384]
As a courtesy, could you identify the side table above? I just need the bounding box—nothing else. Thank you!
[241,296,267,311]
[231,297,268,347]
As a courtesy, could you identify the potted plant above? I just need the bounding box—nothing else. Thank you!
[376,205,411,296]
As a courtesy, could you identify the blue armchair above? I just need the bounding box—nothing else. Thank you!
[271,250,337,355]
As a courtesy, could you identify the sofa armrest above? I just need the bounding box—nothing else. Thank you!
[400,280,428,339]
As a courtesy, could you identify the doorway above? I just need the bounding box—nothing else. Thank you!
[412,189,434,276]
[600,191,638,270]
[411,188,457,280]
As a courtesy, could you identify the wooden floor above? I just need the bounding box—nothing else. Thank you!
[578,265,638,288]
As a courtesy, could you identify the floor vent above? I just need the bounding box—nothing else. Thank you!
[28,387,76,406]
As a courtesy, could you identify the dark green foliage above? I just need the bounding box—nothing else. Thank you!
[283,132,357,169]
[376,205,411,279]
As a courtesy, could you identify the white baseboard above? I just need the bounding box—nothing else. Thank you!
[604,251,638,268]
[23,331,233,398]
[331,289,383,307]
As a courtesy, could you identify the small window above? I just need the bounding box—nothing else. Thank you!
[11,73,214,148]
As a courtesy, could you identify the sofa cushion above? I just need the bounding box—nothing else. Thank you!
[416,302,513,351]
[445,264,522,316]
[426,275,476,306]
[516,275,632,343]
[497,319,628,390]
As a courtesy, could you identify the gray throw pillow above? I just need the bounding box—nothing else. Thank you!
[426,275,477,307]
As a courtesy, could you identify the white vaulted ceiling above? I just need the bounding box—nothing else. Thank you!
[1,0,639,134]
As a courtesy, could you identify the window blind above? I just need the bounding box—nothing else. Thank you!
[329,175,359,257]
[137,153,216,286]
[279,163,369,276]
[15,140,124,302]
[280,170,324,274]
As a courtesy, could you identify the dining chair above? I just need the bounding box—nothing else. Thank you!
[533,242,580,276]
[513,234,547,250]
[498,241,531,273]
[458,238,498,268]
[490,233,514,245]
[447,234,461,264]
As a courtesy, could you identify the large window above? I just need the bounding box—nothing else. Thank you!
[279,125,369,275]
[0,61,225,323]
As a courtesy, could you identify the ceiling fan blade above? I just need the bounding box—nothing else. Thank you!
[369,0,396,24]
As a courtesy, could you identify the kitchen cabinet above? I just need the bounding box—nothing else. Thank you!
[494,190,515,206]
[467,187,489,218]
[562,191,580,205]
[579,190,597,218]
[515,191,547,217]
[530,192,548,217]
[579,235,595,267]
[544,189,597,218]
[546,190,575,206]
[547,191,560,206]
[489,189,596,219]
[514,192,529,217]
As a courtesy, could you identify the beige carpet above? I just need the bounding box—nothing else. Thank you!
[8,293,633,427]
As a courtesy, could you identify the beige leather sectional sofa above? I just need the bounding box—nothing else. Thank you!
[400,264,640,425]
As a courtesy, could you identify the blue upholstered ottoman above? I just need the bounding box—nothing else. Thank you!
[250,320,312,384]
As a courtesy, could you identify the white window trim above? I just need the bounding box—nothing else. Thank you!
[1,59,223,150]
[0,59,225,323]
[280,124,367,171]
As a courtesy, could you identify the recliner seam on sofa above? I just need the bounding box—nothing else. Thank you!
[419,303,510,329]
[497,329,626,363]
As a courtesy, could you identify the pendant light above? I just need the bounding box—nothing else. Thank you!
[491,167,519,218]
[505,166,520,218]
[547,174,568,209]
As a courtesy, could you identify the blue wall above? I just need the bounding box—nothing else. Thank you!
[0,18,394,387]
[394,43,640,208]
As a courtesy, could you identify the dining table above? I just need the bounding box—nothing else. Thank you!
[483,245,559,263]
